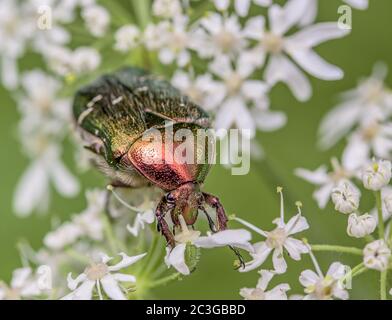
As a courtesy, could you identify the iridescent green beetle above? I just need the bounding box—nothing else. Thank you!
[73,67,229,247]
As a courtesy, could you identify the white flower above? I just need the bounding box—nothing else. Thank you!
[13,143,79,216]
[171,71,225,111]
[363,240,391,271]
[243,0,350,101]
[156,15,191,67]
[143,21,171,51]
[342,121,392,171]
[240,270,289,300]
[44,189,105,250]
[63,252,147,300]
[0,267,43,300]
[43,45,73,76]
[347,213,377,238]
[71,47,101,74]
[299,260,349,300]
[165,215,253,275]
[0,0,34,88]
[319,63,392,150]
[18,70,71,125]
[295,158,358,209]
[208,55,273,138]
[362,159,392,191]
[214,0,272,17]
[331,181,360,214]
[192,13,247,59]
[234,189,309,273]
[81,5,110,37]
[152,0,182,18]
[126,197,156,237]
[43,45,101,76]
[114,25,140,52]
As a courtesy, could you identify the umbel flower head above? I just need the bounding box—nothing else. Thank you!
[63,252,146,300]
[234,188,309,273]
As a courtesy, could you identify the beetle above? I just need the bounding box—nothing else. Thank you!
[73,67,230,248]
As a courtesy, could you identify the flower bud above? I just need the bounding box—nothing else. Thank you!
[363,240,391,271]
[362,160,392,191]
[347,213,376,238]
[331,181,360,214]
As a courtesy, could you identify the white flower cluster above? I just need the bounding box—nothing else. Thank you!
[110,0,353,157]
[233,188,351,300]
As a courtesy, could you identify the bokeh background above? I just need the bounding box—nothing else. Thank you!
[1,0,391,299]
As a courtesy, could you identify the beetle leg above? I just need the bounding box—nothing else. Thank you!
[200,206,217,233]
[156,198,175,247]
[202,193,228,231]
[202,194,245,270]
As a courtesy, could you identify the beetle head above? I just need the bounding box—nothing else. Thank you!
[166,182,203,226]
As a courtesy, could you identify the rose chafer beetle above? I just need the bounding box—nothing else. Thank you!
[73,67,231,249]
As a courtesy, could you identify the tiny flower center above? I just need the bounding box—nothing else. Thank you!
[215,30,237,53]
[314,277,334,300]
[171,32,188,53]
[225,72,243,95]
[174,215,201,244]
[266,227,287,248]
[361,123,380,141]
[85,263,108,281]
[262,32,284,54]
[248,288,266,300]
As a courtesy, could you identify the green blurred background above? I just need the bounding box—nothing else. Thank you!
[1,0,391,299]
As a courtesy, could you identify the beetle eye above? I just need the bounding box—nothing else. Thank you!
[166,193,175,203]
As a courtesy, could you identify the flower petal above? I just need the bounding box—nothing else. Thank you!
[299,269,319,287]
[194,229,253,252]
[166,243,190,275]
[101,274,126,300]
[265,54,312,102]
[272,248,287,274]
[240,242,272,272]
[62,279,95,300]
[285,214,309,235]
[284,238,309,260]
[113,273,136,283]
[108,252,147,272]
[289,49,344,80]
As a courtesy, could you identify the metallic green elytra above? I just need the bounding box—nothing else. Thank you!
[73,67,230,247]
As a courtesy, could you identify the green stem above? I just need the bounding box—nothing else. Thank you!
[311,244,363,256]
[147,272,181,289]
[102,214,119,254]
[381,270,387,300]
[131,0,151,29]
[375,191,385,239]
[140,233,159,276]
